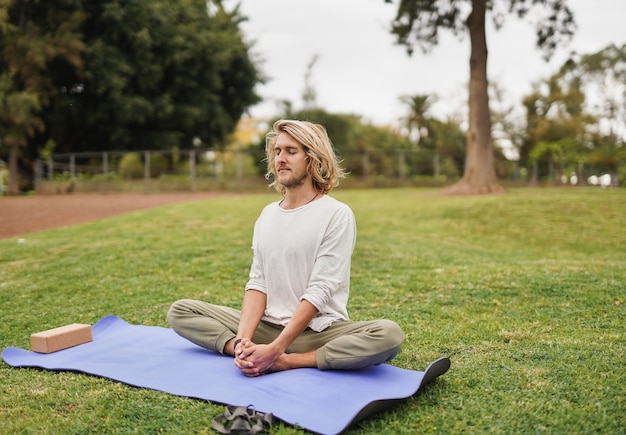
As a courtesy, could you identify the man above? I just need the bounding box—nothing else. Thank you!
[167,119,404,377]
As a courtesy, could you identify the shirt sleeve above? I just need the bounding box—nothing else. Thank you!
[300,205,355,312]
[245,220,267,294]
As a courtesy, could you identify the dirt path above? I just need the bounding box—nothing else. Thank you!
[0,193,229,239]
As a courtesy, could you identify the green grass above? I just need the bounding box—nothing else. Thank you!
[1,188,625,434]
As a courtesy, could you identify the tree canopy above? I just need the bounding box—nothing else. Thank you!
[43,0,261,153]
[522,43,626,184]
[0,0,262,193]
[0,0,84,194]
[384,0,576,194]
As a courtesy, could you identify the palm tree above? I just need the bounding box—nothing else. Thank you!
[399,94,435,150]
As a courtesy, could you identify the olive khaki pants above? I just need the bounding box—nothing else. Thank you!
[167,298,404,371]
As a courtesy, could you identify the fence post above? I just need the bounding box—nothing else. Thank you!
[578,162,585,185]
[398,151,406,181]
[548,158,554,183]
[34,159,42,191]
[189,150,196,191]
[189,150,196,179]
[70,154,75,181]
[362,151,369,181]
[103,152,109,193]
[433,152,440,179]
[236,149,243,188]
[103,152,108,175]
[144,151,151,193]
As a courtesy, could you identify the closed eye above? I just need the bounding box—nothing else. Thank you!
[275,147,299,155]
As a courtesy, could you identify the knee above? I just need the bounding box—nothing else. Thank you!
[166,299,193,328]
[378,319,405,350]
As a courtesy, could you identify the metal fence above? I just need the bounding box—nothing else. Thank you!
[34,148,469,193]
[32,148,620,194]
[35,149,266,193]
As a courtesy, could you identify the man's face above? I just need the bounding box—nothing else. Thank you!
[274,132,310,189]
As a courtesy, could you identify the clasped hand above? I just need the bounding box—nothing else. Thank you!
[234,338,281,377]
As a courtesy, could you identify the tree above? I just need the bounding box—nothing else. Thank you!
[384,0,576,194]
[520,44,626,184]
[559,44,626,181]
[429,116,467,178]
[399,93,435,149]
[41,0,261,154]
[522,64,594,183]
[569,44,626,147]
[0,0,84,194]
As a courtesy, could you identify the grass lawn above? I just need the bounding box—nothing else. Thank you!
[1,187,624,434]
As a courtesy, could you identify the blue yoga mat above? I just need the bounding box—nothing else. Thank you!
[2,315,449,434]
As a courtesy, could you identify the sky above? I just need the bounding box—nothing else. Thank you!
[236,0,626,127]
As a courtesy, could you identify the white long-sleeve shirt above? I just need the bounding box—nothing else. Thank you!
[245,195,356,332]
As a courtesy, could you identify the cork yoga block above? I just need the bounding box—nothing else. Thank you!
[30,323,93,353]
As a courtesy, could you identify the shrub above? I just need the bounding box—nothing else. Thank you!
[150,153,169,178]
[119,153,144,179]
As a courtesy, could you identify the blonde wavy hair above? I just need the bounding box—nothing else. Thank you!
[265,119,347,195]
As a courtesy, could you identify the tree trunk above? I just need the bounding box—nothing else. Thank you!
[443,0,505,195]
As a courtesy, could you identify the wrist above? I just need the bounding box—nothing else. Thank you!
[269,340,287,357]
[233,338,243,355]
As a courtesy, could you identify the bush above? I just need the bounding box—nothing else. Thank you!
[119,153,144,179]
[150,153,169,178]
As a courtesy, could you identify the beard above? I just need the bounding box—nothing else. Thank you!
[277,168,309,189]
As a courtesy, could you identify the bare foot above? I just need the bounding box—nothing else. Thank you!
[267,353,291,373]
[267,351,317,373]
